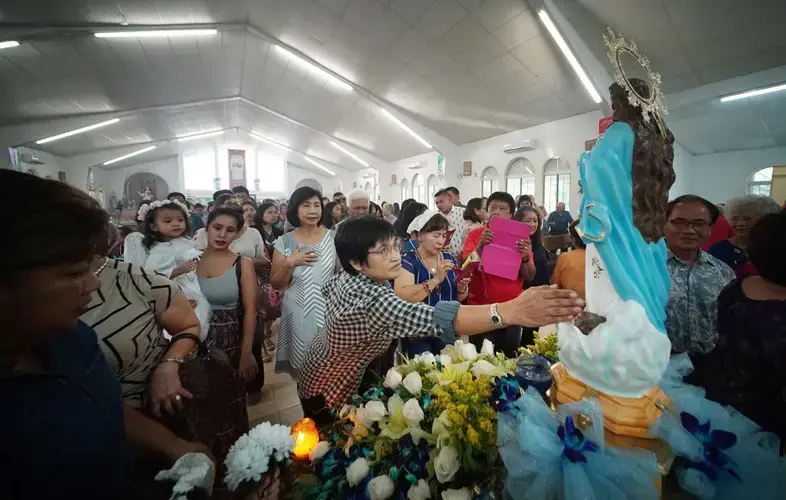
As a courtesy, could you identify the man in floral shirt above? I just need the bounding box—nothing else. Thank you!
[664,195,734,355]
[434,189,465,257]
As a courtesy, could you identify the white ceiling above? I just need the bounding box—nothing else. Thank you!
[1,0,785,167]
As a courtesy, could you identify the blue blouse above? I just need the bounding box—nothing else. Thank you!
[401,251,459,306]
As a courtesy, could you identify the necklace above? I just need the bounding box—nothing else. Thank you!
[94,257,110,276]
[416,249,440,275]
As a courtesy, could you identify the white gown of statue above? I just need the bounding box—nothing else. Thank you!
[124,235,211,341]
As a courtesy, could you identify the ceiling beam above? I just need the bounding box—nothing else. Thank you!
[238,97,391,169]
[1,96,239,130]
[665,64,786,110]
[0,22,245,40]
[242,24,460,156]
[537,0,611,111]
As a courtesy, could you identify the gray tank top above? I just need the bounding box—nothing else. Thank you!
[198,261,239,309]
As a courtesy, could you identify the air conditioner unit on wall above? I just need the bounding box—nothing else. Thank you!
[408,161,426,170]
[20,153,45,165]
[503,140,537,154]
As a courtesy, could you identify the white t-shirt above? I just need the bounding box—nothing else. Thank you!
[194,226,266,259]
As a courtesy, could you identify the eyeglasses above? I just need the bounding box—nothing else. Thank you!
[368,245,398,260]
[668,218,711,231]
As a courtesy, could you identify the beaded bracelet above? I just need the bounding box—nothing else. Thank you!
[422,281,432,295]
[159,357,185,366]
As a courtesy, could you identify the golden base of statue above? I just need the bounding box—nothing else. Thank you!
[551,363,669,439]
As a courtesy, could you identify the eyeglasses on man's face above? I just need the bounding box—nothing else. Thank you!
[668,218,711,231]
[368,244,398,260]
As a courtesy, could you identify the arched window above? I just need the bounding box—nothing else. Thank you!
[364,181,372,200]
[412,173,425,204]
[543,157,570,214]
[747,167,773,196]
[505,157,535,200]
[426,174,438,205]
[481,166,501,198]
[400,178,410,201]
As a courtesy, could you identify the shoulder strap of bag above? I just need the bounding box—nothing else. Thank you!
[234,255,244,318]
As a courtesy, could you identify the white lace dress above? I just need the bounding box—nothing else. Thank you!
[124,235,211,340]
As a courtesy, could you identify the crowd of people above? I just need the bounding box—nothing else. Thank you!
[1,166,784,499]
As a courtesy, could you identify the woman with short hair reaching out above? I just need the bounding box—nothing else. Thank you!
[297,215,584,424]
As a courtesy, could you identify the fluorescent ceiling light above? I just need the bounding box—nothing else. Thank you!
[274,45,353,92]
[304,157,336,176]
[250,132,290,151]
[380,108,433,149]
[720,82,786,102]
[36,117,120,145]
[103,145,156,165]
[0,41,20,50]
[537,10,602,104]
[96,29,217,39]
[178,130,225,142]
[329,141,369,167]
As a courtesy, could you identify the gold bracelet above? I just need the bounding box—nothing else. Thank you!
[458,285,469,293]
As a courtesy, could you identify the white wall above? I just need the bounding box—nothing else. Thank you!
[102,156,181,202]
[688,146,786,203]
[286,163,343,197]
[670,142,693,199]
[16,147,65,180]
[459,111,611,211]
[390,151,441,206]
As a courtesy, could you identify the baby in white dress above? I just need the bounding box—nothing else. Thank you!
[124,200,211,340]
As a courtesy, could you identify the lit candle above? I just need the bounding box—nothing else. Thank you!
[291,418,319,460]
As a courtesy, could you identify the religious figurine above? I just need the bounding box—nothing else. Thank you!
[138,186,155,202]
[554,30,674,436]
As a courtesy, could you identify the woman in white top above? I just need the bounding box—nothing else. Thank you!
[270,187,337,377]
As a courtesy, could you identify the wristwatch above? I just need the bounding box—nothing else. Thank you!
[490,303,505,329]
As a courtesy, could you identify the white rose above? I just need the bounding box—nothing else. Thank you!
[438,354,452,367]
[384,368,403,389]
[353,407,373,428]
[471,359,496,378]
[434,446,460,483]
[309,441,330,462]
[402,372,422,395]
[480,338,495,356]
[458,342,478,361]
[364,401,387,422]
[402,398,425,426]
[346,457,370,487]
[407,479,432,500]
[416,352,437,366]
[368,475,395,500]
[441,488,471,500]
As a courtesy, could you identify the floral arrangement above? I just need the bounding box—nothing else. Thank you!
[524,332,558,363]
[137,198,190,221]
[224,421,296,492]
[289,340,536,500]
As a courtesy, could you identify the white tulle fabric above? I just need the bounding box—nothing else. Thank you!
[557,244,671,398]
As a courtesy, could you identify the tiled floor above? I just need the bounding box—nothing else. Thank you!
[248,321,304,428]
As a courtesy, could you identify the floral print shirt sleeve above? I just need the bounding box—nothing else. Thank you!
[665,250,735,354]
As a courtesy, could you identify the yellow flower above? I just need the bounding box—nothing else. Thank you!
[466,426,480,446]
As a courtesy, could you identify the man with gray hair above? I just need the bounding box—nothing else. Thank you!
[346,188,371,217]
[708,194,780,278]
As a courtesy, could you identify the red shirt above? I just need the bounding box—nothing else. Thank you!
[702,216,734,251]
[462,225,524,305]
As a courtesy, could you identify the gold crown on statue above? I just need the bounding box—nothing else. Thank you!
[604,28,667,126]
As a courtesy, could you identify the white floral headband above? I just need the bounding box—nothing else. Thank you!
[137,199,189,221]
